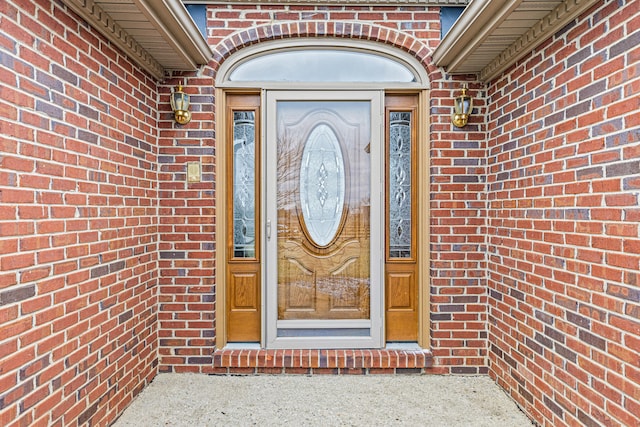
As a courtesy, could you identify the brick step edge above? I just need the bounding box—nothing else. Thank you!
[212,348,434,371]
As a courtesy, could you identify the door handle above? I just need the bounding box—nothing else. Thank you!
[266,220,271,240]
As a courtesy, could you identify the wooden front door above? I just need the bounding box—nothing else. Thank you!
[265,91,383,349]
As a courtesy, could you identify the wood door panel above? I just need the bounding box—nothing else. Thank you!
[329,258,360,310]
[280,258,315,312]
[275,100,372,323]
[278,239,367,319]
[387,270,415,310]
[385,266,417,341]
[227,263,261,342]
[230,272,259,310]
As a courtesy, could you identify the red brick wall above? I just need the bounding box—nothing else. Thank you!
[7,0,637,425]
[486,0,640,425]
[157,4,489,375]
[157,72,217,373]
[0,1,159,426]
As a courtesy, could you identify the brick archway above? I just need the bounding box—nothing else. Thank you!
[210,19,438,369]
[210,21,441,82]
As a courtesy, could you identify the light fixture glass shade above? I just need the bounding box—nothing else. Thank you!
[170,83,191,125]
[451,85,472,128]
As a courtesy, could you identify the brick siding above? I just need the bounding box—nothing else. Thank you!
[156,4,488,376]
[157,72,217,373]
[0,1,158,425]
[1,0,638,426]
[486,1,640,425]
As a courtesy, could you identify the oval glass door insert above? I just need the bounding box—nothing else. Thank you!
[299,124,346,247]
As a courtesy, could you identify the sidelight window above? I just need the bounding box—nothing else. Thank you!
[232,111,257,258]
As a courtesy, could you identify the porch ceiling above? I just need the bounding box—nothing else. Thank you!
[432,0,601,81]
[61,0,212,80]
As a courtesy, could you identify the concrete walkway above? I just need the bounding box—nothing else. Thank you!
[113,374,533,426]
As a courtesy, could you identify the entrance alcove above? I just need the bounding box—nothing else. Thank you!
[213,39,433,372]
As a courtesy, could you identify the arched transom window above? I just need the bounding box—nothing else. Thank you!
[217,39,428,88]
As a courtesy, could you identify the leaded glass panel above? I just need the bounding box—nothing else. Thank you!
[389,112,412,258]
[299,124,346,247]
[233,111,256,258]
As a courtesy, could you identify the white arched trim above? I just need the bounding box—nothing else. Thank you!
[216,38,429,90]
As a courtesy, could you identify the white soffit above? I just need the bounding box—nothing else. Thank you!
[184,0,469,4]
[432,0,601,82]
[61,0,212,80]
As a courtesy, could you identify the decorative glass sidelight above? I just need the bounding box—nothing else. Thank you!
[389,112,412,258]
[232,111,256,258]
[299,124,346,247]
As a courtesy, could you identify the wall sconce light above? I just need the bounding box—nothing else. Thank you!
[451,84,473,128]
[170,82,191,125]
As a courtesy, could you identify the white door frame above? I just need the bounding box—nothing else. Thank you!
[264,90,384,349]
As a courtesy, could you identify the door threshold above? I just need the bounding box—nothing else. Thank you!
[224,342,261,350]
[222,342,422,351]
[385,342,422,351]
